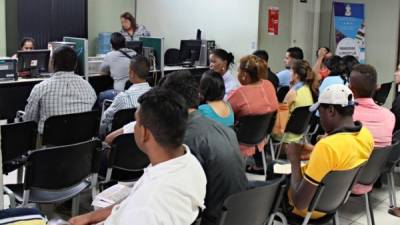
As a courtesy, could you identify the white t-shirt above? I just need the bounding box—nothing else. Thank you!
[104,145,207,225]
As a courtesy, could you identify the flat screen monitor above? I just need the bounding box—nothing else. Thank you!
[139,37,164,70]
[0,59,17,81]
[179,40,202,62]
[63,37,88,78]
[126,41,143,55]
[17,50,50,76]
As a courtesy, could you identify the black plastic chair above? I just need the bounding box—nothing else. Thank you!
[285,164,364,225]
[164,48,181,66]
[373,82,392,106]
[275,106,313,159]
[352,144,395,225]
[383,134,400,210]
[277,86,290,103]
[42,111,100,146]
[235,113,275,176]
[4,139,102,216]
[1,121,37,175]
[101,133,149,184]
[218,176,287,225]
[110,108,137,132]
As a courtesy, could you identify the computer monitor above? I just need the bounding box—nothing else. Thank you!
[0,59,17,81]
[126,41,143,55]
[17,49,50,77]
[139,37,164,71]
[179,40,202,63]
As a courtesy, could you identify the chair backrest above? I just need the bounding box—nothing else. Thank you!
[42,111,99,146]
[386,135,400,171]
[218,177,285,225]
[358,144,394,185]
[373,82,392,106]
[24,139,102,190]
[285,106,312,134]
[235,113,275,145]
[109,133,149,173]
[311,164,364,213]
[164,48,181,66]
[277,86,290,103]
[1,121,37,162]
[111,108,137,132]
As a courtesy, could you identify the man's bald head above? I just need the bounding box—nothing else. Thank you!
[349,64,378,98]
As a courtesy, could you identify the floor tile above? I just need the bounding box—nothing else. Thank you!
[355,208,400,225]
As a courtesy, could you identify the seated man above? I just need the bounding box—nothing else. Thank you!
[69,87,207,225]
[277,47,303,88]
[106,71,248,225]
[99,55,151,136]
[23,46,97,134]
[285,84,374,219]
[252,49,279,90]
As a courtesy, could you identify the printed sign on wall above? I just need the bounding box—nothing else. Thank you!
[333,2,365,63]
[268,7,279,36]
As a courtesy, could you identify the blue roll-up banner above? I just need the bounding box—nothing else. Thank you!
[333,2,365,63]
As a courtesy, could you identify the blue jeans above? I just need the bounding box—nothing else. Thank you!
[97,89,120,108]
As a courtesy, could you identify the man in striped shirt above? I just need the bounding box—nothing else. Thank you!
[99,55,151,136]
[23,46,97,134]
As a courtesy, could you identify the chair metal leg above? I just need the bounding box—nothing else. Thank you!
[389,171,398,208]
[365,193,375,225]
[261,150,268,180]
[276,134,286,159]
[71,196,80,216]
[17,168,23,183]
[269,138,275,160]
[267,212,287,225]
[333,211,340,225]
[301,212,312,225]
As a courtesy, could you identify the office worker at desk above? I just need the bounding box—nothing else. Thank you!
[11,37,36,59]
[23,46,97,133]
[120,12,150,41]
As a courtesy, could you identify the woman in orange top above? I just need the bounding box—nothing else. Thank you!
[227,55,278,173]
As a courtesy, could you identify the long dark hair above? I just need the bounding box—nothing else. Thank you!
[120,12,137,31]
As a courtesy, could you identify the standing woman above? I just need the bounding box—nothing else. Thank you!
[209,49,240,99]
[120,12,151,41]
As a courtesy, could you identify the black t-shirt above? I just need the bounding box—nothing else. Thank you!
[391,95,400,132]
[267,68,279,91]
[184,111,248,225]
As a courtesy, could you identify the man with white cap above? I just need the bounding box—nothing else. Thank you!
[283,84,374,219]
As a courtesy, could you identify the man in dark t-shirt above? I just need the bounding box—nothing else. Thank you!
[162,71,248,225]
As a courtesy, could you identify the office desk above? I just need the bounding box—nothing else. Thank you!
[0,66,209,122]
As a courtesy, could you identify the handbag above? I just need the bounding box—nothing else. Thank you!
[272,103,290,137]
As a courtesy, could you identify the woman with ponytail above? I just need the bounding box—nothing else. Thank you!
[278,59,317,145]
[209,49,240,99]
[227,55,278,172]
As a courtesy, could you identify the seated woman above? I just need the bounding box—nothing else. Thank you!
[209,49,240,99]
[319,55,347,93]
[277,59,317,153]
[227,55,278,171]
[120,12,150,41]
[12,37,36,58]
[199,70,234,127]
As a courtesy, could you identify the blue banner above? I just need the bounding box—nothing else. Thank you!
[333,2,365,63]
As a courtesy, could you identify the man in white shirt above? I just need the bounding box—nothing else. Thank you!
[276,47,304,88]
[69,88,207,225]
[99,55,151,136]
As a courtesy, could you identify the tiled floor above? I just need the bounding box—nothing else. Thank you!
[2,171,400,224]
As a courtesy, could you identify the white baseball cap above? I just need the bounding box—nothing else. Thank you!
[309,84,355,112]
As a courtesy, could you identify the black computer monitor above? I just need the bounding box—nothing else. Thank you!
[17,49,50,77]
[179,40,202,63]
[126,41,143,55]
[0,59,17,81]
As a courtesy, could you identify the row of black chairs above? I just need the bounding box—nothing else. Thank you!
[1,107,149,215]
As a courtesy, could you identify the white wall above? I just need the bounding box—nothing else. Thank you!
[136,0,260,69]
[88,0,135,56]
